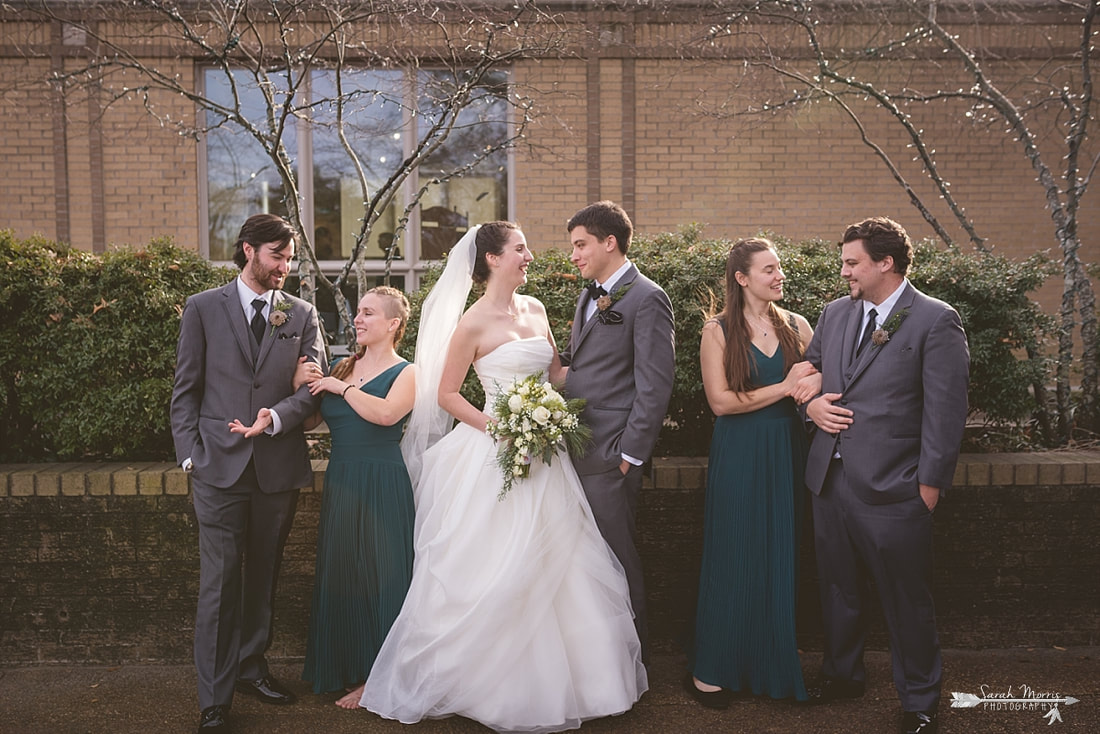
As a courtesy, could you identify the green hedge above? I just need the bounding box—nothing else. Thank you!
[0,227,1053,461]
[0,231,234,461]
[483,227,1054,455]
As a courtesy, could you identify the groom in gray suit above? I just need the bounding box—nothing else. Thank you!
[803,217,968,734]
[171,214,325,733]
[561,201,676,661]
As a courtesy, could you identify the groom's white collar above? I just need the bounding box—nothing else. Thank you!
[597,259,633,292]
[236,276,273,316]
[862,278,908,322]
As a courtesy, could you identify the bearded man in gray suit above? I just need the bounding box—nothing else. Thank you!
[561,201,676,662]
[171,214,326,734]
[802,217,969,734]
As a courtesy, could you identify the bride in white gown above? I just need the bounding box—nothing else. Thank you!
[359,222,647,733]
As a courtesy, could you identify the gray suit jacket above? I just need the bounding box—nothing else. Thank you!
[171,281,326,493]
[562,265,676,475]
[804,282,969,504]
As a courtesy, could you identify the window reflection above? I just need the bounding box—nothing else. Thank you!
[204,71,296,261]
[202,66,510,281]
[418,69,509,260]
[310,69,406,261]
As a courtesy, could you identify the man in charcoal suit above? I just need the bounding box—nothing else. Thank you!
[561,200,676,663]
[802,216,969,734]
[171,214,325,733]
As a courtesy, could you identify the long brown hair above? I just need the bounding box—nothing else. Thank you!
[330,286,410,381]
[716,238,803,394]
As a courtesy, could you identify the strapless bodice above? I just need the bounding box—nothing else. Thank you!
[474,336,553,403]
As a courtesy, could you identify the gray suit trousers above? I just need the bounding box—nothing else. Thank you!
[812,459,941,712]
[578,463,649,662]
[191,463,298,709]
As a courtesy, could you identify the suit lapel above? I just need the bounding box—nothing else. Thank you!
[846,284,917,388]
[572,266,639,353]
[221,282,255,367]
[570,289,588,352]
[839,300,863,387]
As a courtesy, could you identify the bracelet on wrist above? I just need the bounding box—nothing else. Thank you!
[341,384,353,399]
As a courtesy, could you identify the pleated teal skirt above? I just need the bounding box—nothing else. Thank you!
[690,347,808,701]
[302,363,414,694]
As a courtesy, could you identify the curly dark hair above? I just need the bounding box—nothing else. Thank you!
[841,216,912,275]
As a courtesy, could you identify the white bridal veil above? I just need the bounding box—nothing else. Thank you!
[400,225,481,488]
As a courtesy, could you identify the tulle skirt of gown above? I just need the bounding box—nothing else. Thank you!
[361,337,647,733]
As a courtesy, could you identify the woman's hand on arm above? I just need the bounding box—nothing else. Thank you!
[292,355,323,392]
[308,375,350,397]
[784,362,820,404]
[701,321,803,416]
[343,364,416,426]
[789,369,822,404]
[788,313,819,404]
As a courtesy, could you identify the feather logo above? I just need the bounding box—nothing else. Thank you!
[950,688,1079,724]
[950,692,983,708]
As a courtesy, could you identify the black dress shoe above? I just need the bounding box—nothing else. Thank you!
[901,710,938,734]
[682,672,733,710]
[198,705,229,733]
[805,676,866,704]
[235,675,297,705]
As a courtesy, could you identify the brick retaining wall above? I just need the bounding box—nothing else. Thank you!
[1,454,1098,664]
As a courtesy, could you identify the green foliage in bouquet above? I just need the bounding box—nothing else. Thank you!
[485,372,592,499]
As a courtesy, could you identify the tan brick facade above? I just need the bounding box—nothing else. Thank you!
[2,5,1095,311]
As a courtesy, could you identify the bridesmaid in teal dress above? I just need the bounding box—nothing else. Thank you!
[295,286,417,708]
[685,238,820,708]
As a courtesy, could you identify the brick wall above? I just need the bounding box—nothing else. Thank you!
[2,8,1096,315]
[2,454,1097,665]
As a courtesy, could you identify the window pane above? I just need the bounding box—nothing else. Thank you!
[311,69,406,261]
[205,69,298,260]
[284,274,405,345]
[418,70,510,260]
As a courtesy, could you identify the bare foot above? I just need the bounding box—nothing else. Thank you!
[335,684,365,710]
[693,676,723,693]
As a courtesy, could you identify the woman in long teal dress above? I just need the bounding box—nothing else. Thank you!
[685,238,820,708]
[294,286,417,708]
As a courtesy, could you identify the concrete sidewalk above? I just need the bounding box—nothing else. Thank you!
[1,647,1096,733]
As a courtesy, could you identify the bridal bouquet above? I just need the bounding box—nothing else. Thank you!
[486,372,591,500]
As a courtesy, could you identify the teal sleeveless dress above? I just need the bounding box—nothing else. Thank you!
[690,335,809,700]
[302,361,415,694]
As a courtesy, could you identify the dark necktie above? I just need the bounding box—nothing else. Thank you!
[856,308,878,357]
[250,298,267,344]
[586,281,607,300]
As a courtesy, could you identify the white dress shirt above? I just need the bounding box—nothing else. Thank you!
[861,278,908,340]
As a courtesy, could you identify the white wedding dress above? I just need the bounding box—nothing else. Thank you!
[360,336,647,733]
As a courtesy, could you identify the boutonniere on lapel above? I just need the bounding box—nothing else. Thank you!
[269,299,292,335]
[871,308,909,348]
[595,283,633,325]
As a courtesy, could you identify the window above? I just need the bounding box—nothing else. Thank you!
[201,66,511,291]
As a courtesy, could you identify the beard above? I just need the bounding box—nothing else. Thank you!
[251,257,287,291]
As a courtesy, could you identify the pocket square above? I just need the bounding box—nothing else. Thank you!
[596,310,623,325]
[277,332,299,340]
